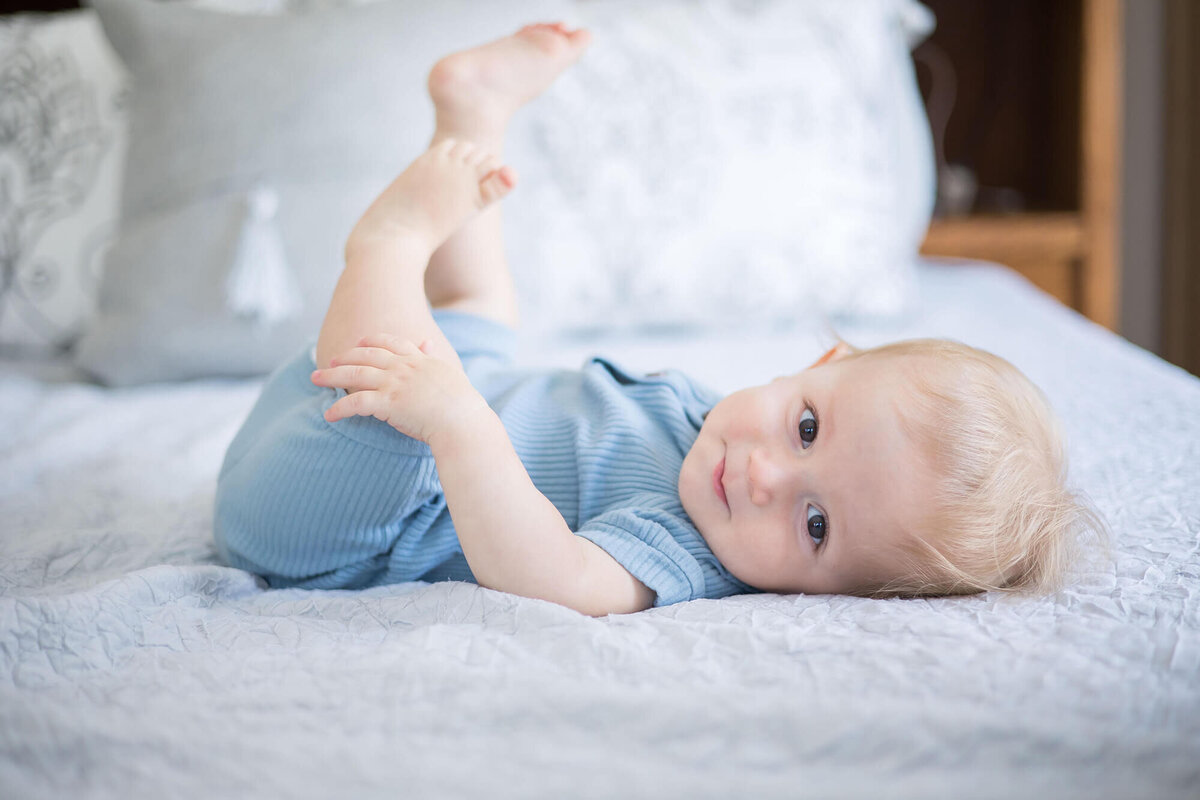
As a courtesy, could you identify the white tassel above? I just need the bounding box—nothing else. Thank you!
[225,184,303,328]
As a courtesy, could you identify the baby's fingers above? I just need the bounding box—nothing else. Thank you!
[311,364,386,392]
[357,333,423,355]
[321,388,367,424]
[327,345,396,370]
[323,388,383,423]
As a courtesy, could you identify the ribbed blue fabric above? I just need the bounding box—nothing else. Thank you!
[213,311,757,606]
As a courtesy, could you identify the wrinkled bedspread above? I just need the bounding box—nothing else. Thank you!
[1,261,1197,799]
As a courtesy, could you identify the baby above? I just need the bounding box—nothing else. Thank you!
[213,23,1106,616]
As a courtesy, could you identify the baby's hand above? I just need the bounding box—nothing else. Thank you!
[311,333,489,446]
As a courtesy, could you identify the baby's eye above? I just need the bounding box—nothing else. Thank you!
[807,505,827,546]
[798,407,818,449]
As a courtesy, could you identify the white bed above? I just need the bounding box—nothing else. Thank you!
[3,0,1199,796]
[2,257,1199,799]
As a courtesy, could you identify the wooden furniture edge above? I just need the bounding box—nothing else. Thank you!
[918,0,1123,331]
[1081,0,1123,330]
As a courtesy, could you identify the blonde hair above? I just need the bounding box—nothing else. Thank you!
[828,336,1111,599]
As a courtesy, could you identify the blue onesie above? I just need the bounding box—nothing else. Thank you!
[213,310,757,607]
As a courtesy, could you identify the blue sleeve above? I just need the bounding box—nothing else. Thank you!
[574,508,709,607]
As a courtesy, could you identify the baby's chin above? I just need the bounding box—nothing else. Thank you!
[678,448,714,531]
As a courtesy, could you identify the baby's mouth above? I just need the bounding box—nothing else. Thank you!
[713,457,729,512]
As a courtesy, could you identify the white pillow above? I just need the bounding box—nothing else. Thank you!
[7,0,935,376]
[0,10,128,356]
[504,0,937,336]
[73,0,564,386]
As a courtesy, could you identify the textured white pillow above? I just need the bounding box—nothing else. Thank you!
[0,10,128,356]
[504,0,937,336]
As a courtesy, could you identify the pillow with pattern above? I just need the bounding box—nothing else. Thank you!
[0,10,128,357]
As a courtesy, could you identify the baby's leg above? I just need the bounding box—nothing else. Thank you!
[316,23,589,372]
[422,23,591,327]
[316,141,514,372]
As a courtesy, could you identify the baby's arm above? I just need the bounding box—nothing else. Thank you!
[312,333,656,616]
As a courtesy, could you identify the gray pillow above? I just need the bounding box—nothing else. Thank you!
[75,0,561,385]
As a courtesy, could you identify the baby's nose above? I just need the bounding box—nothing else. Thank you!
[747,447,794,506]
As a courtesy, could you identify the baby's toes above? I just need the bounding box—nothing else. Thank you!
[516,25,570,56]
[479,165,517,206]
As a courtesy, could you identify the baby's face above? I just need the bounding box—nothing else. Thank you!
[679,348,935,595]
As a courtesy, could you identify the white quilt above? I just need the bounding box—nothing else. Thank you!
[1,260,1197,799]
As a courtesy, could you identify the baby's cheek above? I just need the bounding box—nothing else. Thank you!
[677,451,704,522]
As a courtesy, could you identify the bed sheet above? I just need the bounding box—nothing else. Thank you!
[1,259,1197,799]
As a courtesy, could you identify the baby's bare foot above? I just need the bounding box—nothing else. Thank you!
[347,138,516,258]
[428,22,592,146]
